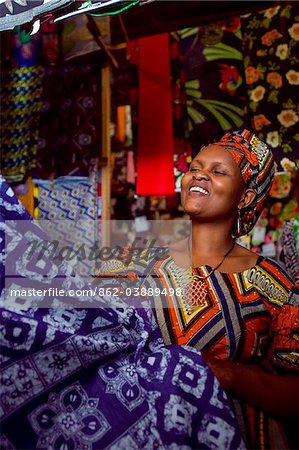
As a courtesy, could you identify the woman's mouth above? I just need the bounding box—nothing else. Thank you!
[189,186,209,196]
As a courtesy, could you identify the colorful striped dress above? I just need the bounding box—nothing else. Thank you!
[152,253,298,449]
[98,246,298,448]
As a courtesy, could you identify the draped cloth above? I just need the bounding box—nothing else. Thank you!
[277,218,299,284]
[241,3,299,165]
[34,64,102,179]
[0,173,244,450]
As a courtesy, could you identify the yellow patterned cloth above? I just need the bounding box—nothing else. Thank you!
[0,66,43,182]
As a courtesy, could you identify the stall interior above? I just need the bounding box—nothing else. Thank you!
[1,0,298,277]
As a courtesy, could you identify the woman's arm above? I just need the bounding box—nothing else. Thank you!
[207,359,299,417]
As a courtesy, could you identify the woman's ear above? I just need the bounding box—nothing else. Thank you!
[238,189,256,210]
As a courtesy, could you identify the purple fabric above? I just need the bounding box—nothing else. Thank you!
[0,174,244,449]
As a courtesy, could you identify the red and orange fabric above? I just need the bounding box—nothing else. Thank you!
[214,129,275,235]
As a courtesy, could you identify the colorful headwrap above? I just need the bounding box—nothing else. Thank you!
[214,129,275,236]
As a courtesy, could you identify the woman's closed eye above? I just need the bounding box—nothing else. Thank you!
[189,167,227,175]
[213,169,227,175]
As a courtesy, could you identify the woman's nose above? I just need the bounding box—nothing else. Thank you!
[192,170,210,181]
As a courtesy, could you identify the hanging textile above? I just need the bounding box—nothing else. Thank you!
[33,63,101,179]
[62,14,110,61]
[115,105,126,144]
[36,176,97,221]
[40,14,60,65]
[0,66,43,183]
[136,34,175,196]
[241,3,299,167]
[126,150,135,184]
[11,27,42,68]
[165,17,248,191]
[277,217,299,284]
[170,17,247,159]
[34,164,98,277]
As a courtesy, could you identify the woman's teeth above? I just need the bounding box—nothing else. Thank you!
[189,186,208,195]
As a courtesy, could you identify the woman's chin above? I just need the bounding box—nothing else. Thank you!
[184,208,204,219]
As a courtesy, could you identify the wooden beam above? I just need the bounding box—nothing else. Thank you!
[86,15,119,69]
[101,65,111,247]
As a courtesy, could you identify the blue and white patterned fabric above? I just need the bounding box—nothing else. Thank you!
[34,167,98,277]
[0,173,244,450]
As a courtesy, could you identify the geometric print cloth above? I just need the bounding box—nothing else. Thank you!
[36,175,97,220]
[215,129,275,236]
[153,254,297,366]
[277,219,299,284]
[0,173,245,450]
[34,166,98,277]
[0,66,43,183]
[34,64,101,178]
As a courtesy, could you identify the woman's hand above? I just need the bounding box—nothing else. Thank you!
[206,358,299,417]
[206,359,237,391]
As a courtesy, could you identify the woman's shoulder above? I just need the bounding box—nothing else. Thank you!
[247,254,295,306]
[234,243,294,284]
[253,254,295,284]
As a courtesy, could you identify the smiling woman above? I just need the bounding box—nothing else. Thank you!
[181,144,248,230]
[81,129,298,449]
[92,129,297,449]
[151,129,299,450]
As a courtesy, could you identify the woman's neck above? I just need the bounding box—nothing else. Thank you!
[169,221,258,272]
[190,221,234,256]
[187,221,236,269]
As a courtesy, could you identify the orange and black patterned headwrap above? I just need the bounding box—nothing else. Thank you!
[214,129,275,235]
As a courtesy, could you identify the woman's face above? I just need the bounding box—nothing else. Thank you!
[181,145,245,221]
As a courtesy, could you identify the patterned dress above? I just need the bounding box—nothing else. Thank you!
[100,248,298,449]
[153,255,294,362]
[152,253,298,449]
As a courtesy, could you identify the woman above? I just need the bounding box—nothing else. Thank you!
[98,130,298,448]
[151,129,299,449]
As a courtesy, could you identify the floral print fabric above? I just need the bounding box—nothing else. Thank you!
[170,2,299,191]
[242,3,299,167]
[170,16,247,176]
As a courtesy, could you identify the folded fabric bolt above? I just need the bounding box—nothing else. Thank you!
[0,0,150,31]
[0,0,72,31]
[54,0,141,22]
